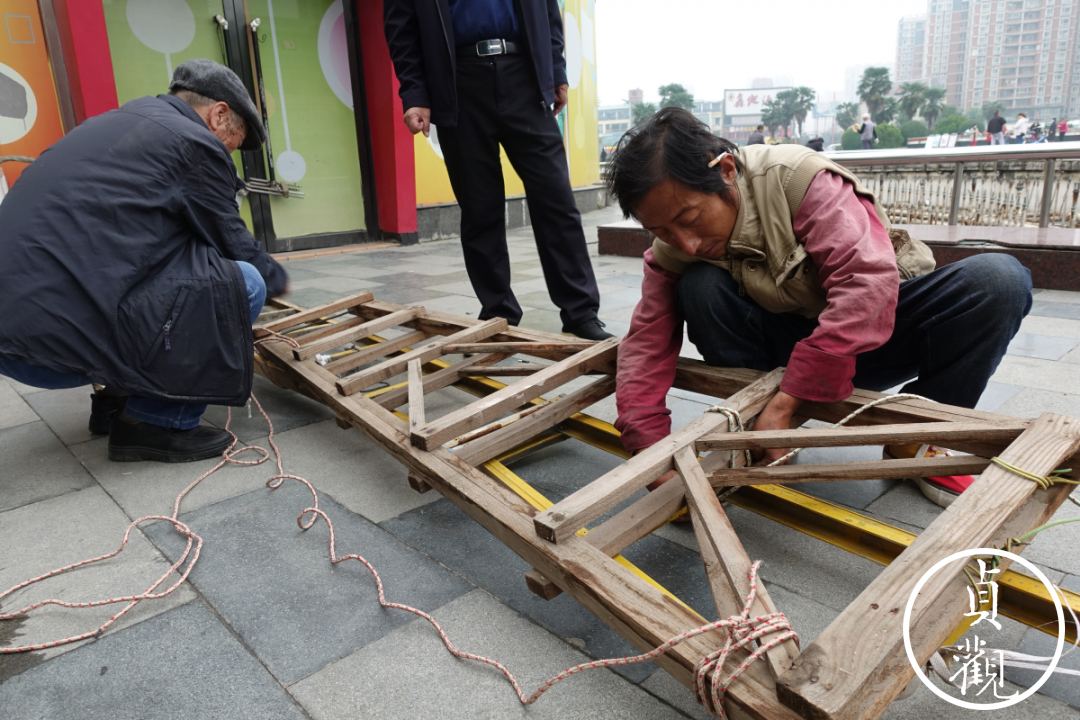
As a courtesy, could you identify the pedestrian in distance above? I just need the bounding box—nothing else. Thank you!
[858,114,876,150]
[987,110,1007,145]
[747,125,766,145]
[0,60,288,463]
[1012,113,1029,143]
[1058,117,1070,141]
[806,136,825,152]
[384,0,612,341]
[604,108,1032,509]
[1049,117,1059,142]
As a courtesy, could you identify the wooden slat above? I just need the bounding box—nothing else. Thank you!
[324,330,430,375]
[370,353,510,409]
[533,368,785,544]
[676,447,799,680]
[336,318,508,396]
[410,338,619,451]
[709,455,991,487]
[458,364,550,376]
[407,473,433,493]
[258,336,801,718]
[697,421,1029,452]
[294,307,424,360]
[776,413,1080,720]
[408,359,425,435]
[443,342,595,355]
[253,291,373,338]
[455,376,616,465]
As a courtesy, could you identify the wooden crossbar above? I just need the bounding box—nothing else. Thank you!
[369,353,509,410]
[709,455,992,487]
[442,342,596,355]
[254,291,373,338]
[293,307,424,360]
[459,364,549,376]
[324,330,429,374]
[696,421,1029,452]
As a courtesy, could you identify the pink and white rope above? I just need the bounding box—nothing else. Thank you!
[2,331,787,717]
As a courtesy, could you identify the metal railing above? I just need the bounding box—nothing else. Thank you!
[825,142,1080,228]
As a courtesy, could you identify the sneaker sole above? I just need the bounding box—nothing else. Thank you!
[108,442,231,463]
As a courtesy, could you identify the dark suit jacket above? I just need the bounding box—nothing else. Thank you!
[384,0,569,127]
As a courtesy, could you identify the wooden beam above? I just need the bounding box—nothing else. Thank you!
[410,338,619,451]
[709,455,992,487]
[533,368,785,544]
[324,330,430,375]
[257,338,801,718]
[408,359,425,435]
[253,291,373,338]
[370,353,510,409]
[776,413,1080,720]
[336,318,508,396]
[676,447,799,681]
[407,472,432,494]
[697,421,1029,452]
[459,364,550,376]
[293,307,424,360]
[455,376,617,465]
[443,342,596,355]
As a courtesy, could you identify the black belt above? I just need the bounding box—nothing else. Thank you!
[455,39,521,58]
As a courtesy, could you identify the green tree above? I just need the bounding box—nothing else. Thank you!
[835,102,860,129]
[784,86,817,138]
[658,84,694,110]
[876,97,900,125]
[761,96,793,138]
[876,123,906,149]
[900,119,929,139]
[841,128,862,150]
[980,101,1007,121]
[933,114,981,134]
[921,87,946,130]
[857,66,893,122]
[898,82,927,121]
[940,104,961,120]
[632,101,657,125]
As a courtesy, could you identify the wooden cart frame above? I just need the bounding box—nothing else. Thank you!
[254,293,1080,720]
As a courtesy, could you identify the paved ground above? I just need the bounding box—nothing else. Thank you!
[3,205,1080,719]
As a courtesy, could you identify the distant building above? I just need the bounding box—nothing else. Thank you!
[693,100,725,135]
[896,14,928,83]
[628,88,644,105]
[722,87,791,145]
[598,104,632,136]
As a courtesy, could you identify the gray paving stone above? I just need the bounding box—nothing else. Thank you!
[519,307,565,335]
[290,590,687,719]
[1061,574,1080,594]
[639,670,715,720]
[1022,498,1080,577]
[598,287,644,314]
[991,355,1080,397]
[598,303,636,324]
[0,421,95,513]
[265,417,439,523]
[380,494,718,683]
[1007,333,1080,361]
[285,287,351,310]
[0,378,38,431]
[783,444,900,510]
[976,381,1025,412]
[0,602,307,720]
[0,374,46,396]
[201,375,334,442]
[994,388,1080,420]
[21,386,99,446]
[1034,290,1080,305]
[601,273,648,289]
[0,486,196,681]
[864,482,947,530]
[1006,625,1080,709]
[290,274,384,294]
[145,482,471,684]
[881,673,1079,718]
[1031,301,1080,320]
[69,434,273,521]
[1022,315,1080,340]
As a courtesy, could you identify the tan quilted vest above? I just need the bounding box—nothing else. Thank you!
[651,144,935,318]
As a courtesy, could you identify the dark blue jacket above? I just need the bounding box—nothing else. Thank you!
[384,0,568,128]
[0,95,288,406]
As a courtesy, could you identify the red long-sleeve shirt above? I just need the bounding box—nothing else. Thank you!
[614,170,900,453]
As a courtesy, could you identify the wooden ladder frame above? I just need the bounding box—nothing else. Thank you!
[254,293,1080,720]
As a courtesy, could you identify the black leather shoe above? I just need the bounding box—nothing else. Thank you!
[108,419,233,463]
[89,393,128,435]
[561,318,615,341]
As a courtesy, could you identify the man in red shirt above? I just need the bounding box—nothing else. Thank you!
[607,109,1032,508]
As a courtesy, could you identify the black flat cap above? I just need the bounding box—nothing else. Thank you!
[169,59,266,152]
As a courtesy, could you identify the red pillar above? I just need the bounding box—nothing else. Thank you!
[356,0,418,241]
[52,0,119,123]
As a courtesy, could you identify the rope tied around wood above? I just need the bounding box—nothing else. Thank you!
[989,456,1077,491]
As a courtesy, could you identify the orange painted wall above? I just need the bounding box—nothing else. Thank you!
[0,1,65,184]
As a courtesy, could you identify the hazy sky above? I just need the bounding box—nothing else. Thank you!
[595,0,930,105]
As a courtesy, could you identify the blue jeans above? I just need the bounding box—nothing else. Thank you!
[0,261,266,430]
[676,254,1032,409]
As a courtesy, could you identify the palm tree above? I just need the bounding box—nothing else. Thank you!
[836,102,860,129]
[921,88,946,130]
[898,82,927,121]
[632,101,657,125]
[761,98,790,138]
[788,86,817,138]
[857,67,893,123]
[876,97,900,125]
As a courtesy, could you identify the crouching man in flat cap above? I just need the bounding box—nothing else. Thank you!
[0,59,289,463]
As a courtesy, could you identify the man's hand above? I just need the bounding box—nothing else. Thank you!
[553,84,568,114]
[403,107,431,137]
[750,390,804,467]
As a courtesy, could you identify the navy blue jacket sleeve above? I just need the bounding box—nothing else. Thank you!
[385,0,431,110]
[182,144,289,299]
[547,0,568,88]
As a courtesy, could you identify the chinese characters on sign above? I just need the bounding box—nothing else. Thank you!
[723,87,791,116]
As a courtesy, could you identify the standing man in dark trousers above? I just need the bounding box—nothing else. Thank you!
[384,0,613,340]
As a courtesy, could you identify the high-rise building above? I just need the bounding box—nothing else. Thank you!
[918,0,1079,119]
[897,14,928,82]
